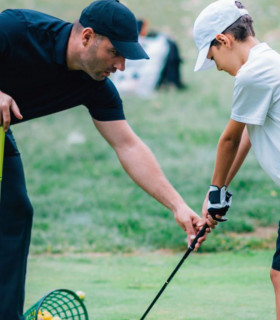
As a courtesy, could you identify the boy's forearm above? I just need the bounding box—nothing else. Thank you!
[211,136,240,187]
[211,120,246,187]
[225,126,251,186]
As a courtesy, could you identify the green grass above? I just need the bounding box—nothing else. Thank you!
[0,0,280,254]
[1,1,279,319]
[25,250,275,320]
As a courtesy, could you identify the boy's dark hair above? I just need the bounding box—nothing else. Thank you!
[211,1,255,47]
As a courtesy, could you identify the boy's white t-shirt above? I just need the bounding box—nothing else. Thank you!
[231,43,280,185]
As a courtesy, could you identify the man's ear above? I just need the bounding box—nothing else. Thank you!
[81,27,95,46]
[215,33,232,48]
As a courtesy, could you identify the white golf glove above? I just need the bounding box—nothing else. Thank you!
[207,185,232,222]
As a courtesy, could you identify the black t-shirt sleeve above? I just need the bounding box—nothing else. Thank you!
[0,20,6,57]
[83,78,125,121]
[0,11,11,56]
[0,10,27,58]
[0,11,16,64]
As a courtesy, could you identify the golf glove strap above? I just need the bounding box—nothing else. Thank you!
[207,185,232,222]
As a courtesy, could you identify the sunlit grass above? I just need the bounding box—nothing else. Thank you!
[25,250,275,319]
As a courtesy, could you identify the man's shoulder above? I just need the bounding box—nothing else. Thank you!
[0,9,25,32]
[0,9,68,34]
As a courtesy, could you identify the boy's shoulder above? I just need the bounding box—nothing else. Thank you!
[236,43,280,87]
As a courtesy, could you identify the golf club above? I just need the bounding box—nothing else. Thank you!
[139,223,208,320]
[0,126,5,202]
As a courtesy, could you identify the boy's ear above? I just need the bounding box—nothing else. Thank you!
[215,34,232,47]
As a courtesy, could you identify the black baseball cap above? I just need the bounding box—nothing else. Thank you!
[79,0,149,60]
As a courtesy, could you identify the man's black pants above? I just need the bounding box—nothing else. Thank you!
[0,129,33,320]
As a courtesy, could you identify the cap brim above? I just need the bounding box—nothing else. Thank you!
[194,43,215,72]
[111,39,150,60]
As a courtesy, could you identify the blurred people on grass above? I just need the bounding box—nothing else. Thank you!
[112,19,186,97]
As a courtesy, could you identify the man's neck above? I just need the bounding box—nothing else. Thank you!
[66,28,82,71]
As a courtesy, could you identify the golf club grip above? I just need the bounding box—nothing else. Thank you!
[189,223,208,249]
[140,224,208,320]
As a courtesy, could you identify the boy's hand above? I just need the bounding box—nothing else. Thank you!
[207,185,232,222]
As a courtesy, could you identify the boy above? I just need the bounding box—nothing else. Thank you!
[193,0,280,318]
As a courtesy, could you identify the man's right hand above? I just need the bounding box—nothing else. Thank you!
[0,91,23,130]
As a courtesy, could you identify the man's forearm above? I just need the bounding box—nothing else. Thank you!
[94,119,205,245]
[114,138,187,213]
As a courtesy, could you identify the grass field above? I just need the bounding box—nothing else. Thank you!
[0,0,280,318]
[25,250,275,320]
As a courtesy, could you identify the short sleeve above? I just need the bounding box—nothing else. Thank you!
[231,65,273,125]
[0,11,11,58]
[83,78,125,121]
[0,10,28,64]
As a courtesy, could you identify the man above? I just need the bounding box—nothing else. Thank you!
[193,0,280,318]
[0,0,205,318]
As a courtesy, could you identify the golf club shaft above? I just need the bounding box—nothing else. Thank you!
[0,126,5,202]
[140,224,208,320]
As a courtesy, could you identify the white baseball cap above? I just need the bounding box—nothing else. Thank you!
[193,0,248,72]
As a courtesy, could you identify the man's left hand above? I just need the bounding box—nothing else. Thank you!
[174,206,207,251]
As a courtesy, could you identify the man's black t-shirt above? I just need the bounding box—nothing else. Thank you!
[0,9,125,125]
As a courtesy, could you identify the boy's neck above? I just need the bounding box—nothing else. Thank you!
[236,36,260,72]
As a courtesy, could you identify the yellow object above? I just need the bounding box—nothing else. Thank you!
[76,290,86,301]
[37,310,43,320]
[41,310,53,320]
